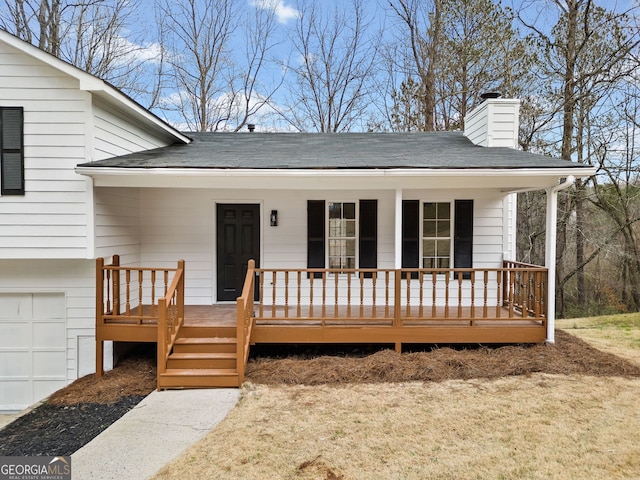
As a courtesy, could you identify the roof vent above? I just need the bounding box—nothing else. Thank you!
[480,92,501,101]
[247,123,256,132]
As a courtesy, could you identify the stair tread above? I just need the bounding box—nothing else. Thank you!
[175,337,236,344]
[160,368,238,376]
[169,352,236,359]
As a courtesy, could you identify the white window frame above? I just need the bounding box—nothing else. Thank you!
[421,201,452,269]
[327,201,358,270]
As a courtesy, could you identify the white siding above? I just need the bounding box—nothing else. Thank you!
[0,259,104,410]
[463,99,519,149]
[94,187,141,264]
[0,42,90,259]
[92,99,175,161]
[131,187,509,303]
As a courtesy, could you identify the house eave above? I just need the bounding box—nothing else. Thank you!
[75,166,596,190]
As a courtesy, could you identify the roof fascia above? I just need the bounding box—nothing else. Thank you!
[75,166,597,179]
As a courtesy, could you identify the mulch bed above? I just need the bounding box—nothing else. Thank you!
[0,352,157,457]
[246,330,640,384]
[2,330,640,456]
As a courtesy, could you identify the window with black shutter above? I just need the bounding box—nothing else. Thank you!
[307,199,378,274]
[1,107,25,195]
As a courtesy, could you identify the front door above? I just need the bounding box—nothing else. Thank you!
[216,204,260,301]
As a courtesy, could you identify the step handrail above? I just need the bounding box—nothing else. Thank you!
[157,260,185,389]
[237,259,256,384]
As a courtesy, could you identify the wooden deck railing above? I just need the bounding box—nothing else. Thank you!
[156,261,185,386]
[236,260,257,383]
[251,261,547,325]
[95,255,185,378]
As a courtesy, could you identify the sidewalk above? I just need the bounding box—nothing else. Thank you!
[71,388,240,480]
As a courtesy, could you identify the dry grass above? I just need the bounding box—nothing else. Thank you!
[153,376,640,480]
[152,327,640,480]
[557,313,640,366]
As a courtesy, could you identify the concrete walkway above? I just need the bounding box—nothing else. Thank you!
[71,389,240,480]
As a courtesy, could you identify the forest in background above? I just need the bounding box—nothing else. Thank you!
[2,0,639,318]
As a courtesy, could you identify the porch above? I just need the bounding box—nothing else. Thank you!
[95,256,547,389]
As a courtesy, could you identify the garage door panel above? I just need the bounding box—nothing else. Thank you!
[32,322,66,348]
[33,293,65,319]
[0,292,66,410]
[0,294,33,320]
[0,351,29,376]
[0,381,30,410]
[0,323,29,348]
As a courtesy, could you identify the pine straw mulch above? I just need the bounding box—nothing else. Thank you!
[245,330,640,385]
[2,330,640,456]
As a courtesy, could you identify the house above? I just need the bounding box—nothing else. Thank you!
[0,29,596,410]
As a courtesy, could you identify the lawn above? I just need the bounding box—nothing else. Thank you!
[556,312,640,365]
[152,318,640,480]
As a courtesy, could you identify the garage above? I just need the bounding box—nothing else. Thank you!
[0,292,67,411]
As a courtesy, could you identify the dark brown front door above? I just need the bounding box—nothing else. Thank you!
[216,204,260,301]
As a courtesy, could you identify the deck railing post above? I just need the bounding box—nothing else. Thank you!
[95,257,104,378]
[112,254,120,317]
[394,269,401,327]
[157,298,167,391]
[178,260,185,323]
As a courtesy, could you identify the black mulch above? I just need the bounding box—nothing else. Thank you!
[0,396,145,456]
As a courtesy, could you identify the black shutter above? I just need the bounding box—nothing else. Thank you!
[1,107,24,195]
[454,200,474,278]
[359,200,377,276]
[402,200,419,272]
[307,200,325,277]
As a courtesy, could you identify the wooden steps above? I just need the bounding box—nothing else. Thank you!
[158,326,241,389]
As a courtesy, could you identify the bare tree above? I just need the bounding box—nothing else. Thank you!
[155,0,283,132]
[519,0,640,315]
[387,0,441,131]
[279,0,380,132]
[1,0,157,101]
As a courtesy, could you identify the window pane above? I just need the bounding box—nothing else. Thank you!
[423,220,436,237]
[438,202,450,218]
[346,220,356,237]
[344,202,356,219]
[437,239,450,256]
[439,258,450,269]
[329,202,341,219]
[346,239,356,256]
[423,240,435,256]
[437,220,450,237]
[424,203,436,220]
[345,257,356,269]
[423,257,436,268]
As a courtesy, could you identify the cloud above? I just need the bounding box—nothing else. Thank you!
[250,0,299,24]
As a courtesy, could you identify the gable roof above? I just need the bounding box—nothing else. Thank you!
[0,28,190,145]
[77,131,594,171]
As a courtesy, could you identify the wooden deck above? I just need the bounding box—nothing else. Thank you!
[95,256,548,389]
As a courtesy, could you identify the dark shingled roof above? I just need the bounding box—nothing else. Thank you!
[79,131,591,170]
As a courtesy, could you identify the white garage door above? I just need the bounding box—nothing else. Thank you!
[0,293,67,411]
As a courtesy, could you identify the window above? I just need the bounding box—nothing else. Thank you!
[329,202,356,269]
[1,107,24,195]
[307,200,377,273]
[422,202,451,268]
[402,199,473,273]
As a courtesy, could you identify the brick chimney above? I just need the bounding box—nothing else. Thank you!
[464,94,520,149]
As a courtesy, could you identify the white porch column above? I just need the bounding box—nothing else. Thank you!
[395,189,403,269]
[544,176,575,344]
